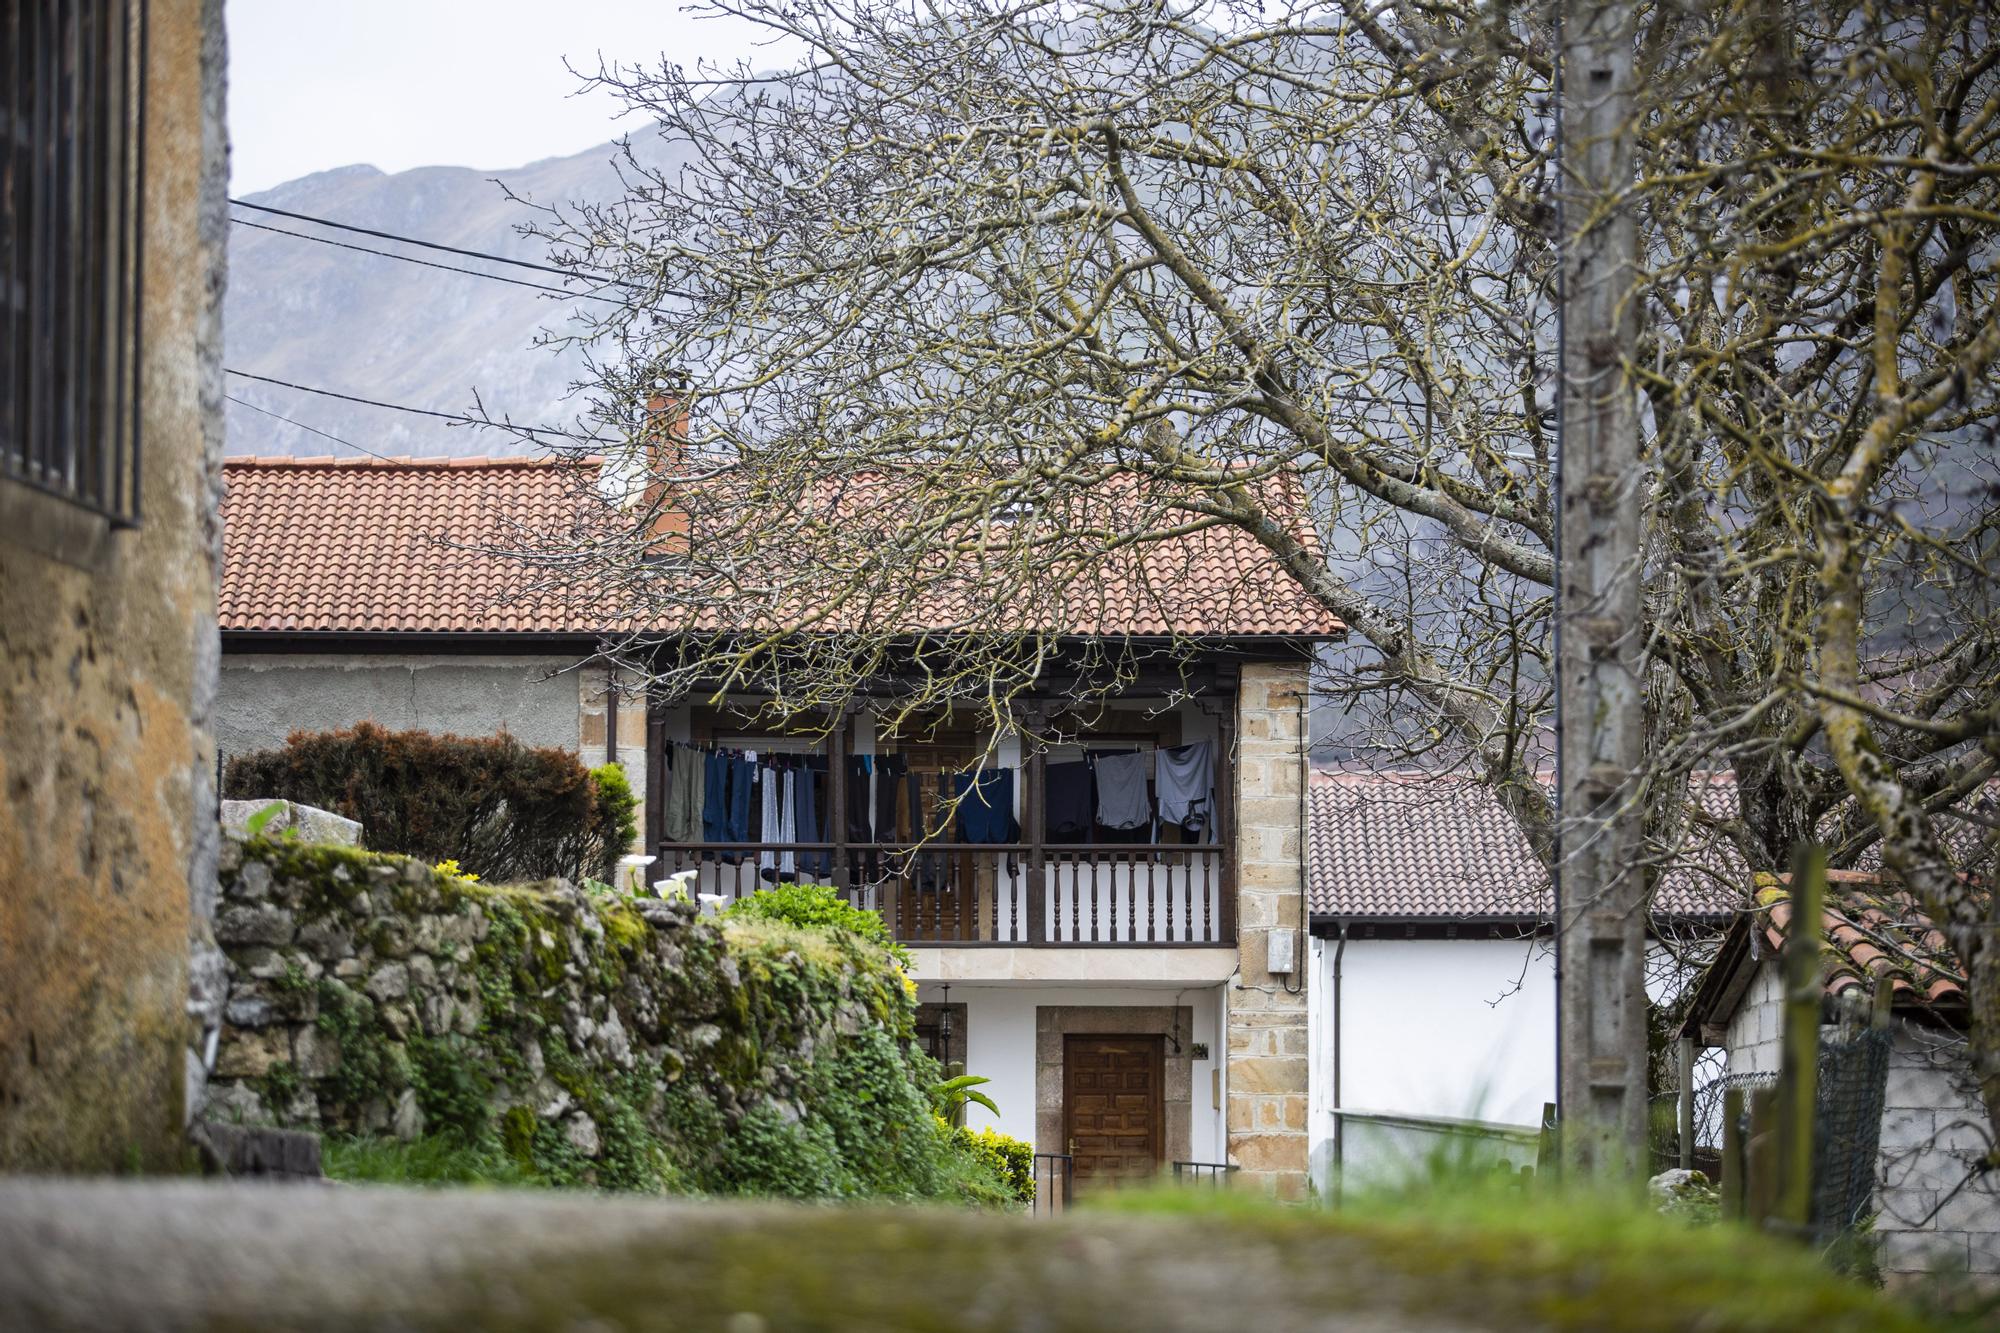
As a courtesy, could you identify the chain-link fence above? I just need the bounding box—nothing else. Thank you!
[1809,1025,1892,1244]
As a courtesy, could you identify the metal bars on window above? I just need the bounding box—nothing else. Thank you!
[1,0,147,525]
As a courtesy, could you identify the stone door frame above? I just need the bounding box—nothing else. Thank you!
[1036,1004,1193,1165]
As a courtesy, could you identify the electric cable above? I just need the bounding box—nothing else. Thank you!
[230,215,632,306]
[224,367,621,445]
[225,393,409,465]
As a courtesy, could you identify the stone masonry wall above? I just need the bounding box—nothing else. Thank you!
[0,0,227,1173]
[204,835,927,1192]
[1227,660,1311,1198]
[579,667,649,854]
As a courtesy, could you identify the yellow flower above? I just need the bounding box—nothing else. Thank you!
[434,858,480,883]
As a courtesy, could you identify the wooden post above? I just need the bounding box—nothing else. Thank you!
[1555,0,1650,1181]
[1676,1035,1696,1171]
[1746,1087,1779,1229]
[1772,843,1825,1235]
[827,711,848,898]
[1026,706,1047,945]
[1720,1087,1745,1218]
[1217,666,1239,944]
[1871,971,1895,1031]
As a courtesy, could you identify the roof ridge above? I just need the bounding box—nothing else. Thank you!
[223,454,602,470]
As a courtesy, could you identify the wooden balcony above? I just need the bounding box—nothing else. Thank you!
[648,841,1235,946]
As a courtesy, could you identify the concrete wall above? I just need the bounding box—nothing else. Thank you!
[219,655,653,855]
[1875,1023,2000,1281]
[0,0,227,1171]
[1723,959,2000,1281]
[1722,959,1785,1078]
[217,653,585,758]
[919,982,1227,1164]
[1307,935,1556,1192]
[1226,660,1311,1197]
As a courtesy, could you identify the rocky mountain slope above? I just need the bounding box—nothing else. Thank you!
[225,137,660,459]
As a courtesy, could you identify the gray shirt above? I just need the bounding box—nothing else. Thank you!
[1093,750,1154,830]
[1156,741,1215,838]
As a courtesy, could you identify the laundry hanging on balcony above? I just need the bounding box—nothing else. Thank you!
[1155,740,1215,839]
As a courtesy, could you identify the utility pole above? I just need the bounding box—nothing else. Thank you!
[1555,0,1649,1177]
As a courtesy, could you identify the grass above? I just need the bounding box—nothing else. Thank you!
[1092,1174,1978,1332]
[322,1134,539,1189]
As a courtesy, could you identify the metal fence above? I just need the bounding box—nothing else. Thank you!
[1170,1160,1238,1186]
[1031,1153,1073,1216]
[1,0,149,526]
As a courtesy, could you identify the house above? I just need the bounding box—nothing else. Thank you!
[1,0,230,1171]
[1305,772,1739,1192]
[1680,874,2000,1281]
[216,451,1345,1196]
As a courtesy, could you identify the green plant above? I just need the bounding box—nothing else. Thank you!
[322,1134,538,1188]
[590,762,639,864]
[722,881,911,967]
[949,1124,1034,1205]
[223,722,626,882]
[930,1073,999,1124]
[243,800,287,838]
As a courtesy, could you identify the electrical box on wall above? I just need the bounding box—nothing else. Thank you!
[1267,927,1297,975]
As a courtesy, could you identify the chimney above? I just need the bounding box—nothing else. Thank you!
[639,391,690,546]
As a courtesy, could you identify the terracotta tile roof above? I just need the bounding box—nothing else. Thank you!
[1682,872,1972,1040]
[220,456,1345,640]
[220,456,604,634]
[1306,772,1745,921]
[1752,874,1968,1011]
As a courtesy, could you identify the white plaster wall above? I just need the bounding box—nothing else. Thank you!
[918,983,1226,1160]
[1308,934,1555,1192]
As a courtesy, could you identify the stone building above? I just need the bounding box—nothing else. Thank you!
[0,0,230,1171]
[1681,874,2000,1281]
[214,453,1339,1196]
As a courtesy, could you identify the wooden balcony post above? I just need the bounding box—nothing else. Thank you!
[827,709,848,897]
[1026,705,1047,944]
[1217,665,1239,944]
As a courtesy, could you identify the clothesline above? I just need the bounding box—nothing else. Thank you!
[654,738,1216,855]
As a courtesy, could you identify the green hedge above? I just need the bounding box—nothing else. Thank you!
[223,723,630,882]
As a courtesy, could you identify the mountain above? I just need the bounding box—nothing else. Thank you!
[224,139,656,459]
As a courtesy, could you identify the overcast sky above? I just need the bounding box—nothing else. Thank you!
[227,1,794,194]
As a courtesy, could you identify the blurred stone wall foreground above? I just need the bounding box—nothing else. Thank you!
[0,0,228,1171]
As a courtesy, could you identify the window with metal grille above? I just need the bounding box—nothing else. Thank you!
[1,0,147,526]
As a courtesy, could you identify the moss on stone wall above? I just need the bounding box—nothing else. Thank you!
[206,838,998,1201]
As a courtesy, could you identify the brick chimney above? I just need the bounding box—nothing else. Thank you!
[639,392,690,545]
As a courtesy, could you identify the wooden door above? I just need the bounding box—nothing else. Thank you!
[1063,1034,1164,1186]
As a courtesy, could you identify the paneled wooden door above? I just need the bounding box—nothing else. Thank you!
[1063,1034,1164,1186]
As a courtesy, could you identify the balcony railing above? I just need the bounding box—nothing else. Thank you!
[649,840,1234,945]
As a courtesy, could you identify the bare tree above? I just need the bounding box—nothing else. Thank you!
[500,0,2000,1162]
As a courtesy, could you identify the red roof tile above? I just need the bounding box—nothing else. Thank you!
[220,456,1345,639]
[1306,772,1746,921]
[220,456,601,635]
[1754,874,1968,1011]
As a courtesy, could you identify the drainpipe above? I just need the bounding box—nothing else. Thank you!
[1332,918,1348,1206]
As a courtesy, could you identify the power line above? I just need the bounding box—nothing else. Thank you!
[230,215,631,306]
[226,392,405,465]
[228,197,652,292]
[224,368,621,445]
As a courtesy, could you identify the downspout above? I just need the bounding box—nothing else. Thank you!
[1284,672,1308,995]
[1332,918,1348,1206]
